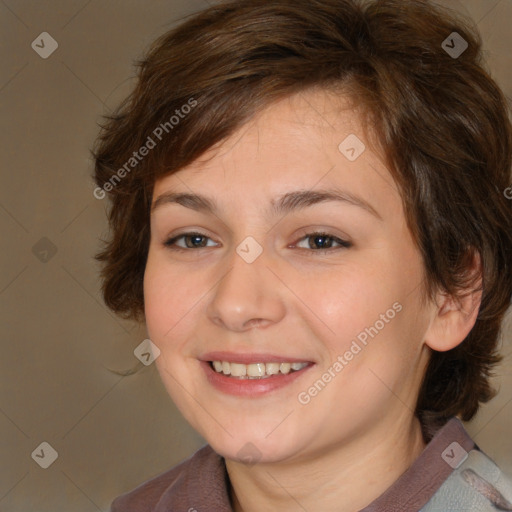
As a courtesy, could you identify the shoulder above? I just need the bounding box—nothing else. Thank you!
[110,444,222,512]
[422,448,512,511]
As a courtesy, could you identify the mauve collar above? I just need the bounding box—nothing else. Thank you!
[154,443,232,511]
[153,417,473,512]
[360,417,474,511]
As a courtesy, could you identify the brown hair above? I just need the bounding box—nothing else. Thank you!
[93,0,512,429]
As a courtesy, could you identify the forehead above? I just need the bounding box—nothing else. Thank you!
[186,89,365,168]
[152,89,401,220]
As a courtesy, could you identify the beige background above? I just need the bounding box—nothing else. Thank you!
[0,1,511,510]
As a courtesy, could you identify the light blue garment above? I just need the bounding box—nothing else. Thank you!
[421,449,512,511]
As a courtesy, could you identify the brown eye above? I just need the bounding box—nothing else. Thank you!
[295,232,352,252]
[164,232,216,250]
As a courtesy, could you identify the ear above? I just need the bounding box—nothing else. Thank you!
[424,252,483,352]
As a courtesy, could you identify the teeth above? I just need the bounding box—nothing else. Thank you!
[280,363,291,374]
[266,362,280,375]
[210,360,308,378]
[247,363,265,377]
[230,363,247,377]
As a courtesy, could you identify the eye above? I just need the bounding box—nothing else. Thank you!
[163,232,217,250]
[163,231,351,253]
[294,232,352,253]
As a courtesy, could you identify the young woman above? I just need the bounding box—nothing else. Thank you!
[93,0,512,510]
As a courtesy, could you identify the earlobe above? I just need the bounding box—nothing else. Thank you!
[424,253,483,353]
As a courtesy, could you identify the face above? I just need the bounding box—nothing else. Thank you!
[144,88,434,464]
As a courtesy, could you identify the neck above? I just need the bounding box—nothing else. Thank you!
[226,414,426,512]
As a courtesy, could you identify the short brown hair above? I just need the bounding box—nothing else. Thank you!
[93,0,512,429]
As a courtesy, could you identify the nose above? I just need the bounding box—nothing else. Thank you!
[205,244,286,332]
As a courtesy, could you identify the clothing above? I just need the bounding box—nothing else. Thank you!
[110,417,512,511]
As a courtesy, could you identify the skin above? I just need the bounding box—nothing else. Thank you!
[143,88,482,512]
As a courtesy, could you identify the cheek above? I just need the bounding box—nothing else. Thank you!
[312,248,426,373]
[307,262,396,352]
[143,252,192,348]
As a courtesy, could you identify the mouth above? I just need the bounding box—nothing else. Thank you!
[200,354,314,396]
[209,360,309,379]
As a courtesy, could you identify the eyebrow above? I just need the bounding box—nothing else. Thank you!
[151,188,382,220]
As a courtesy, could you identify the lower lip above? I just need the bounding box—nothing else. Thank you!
[201,361,314,397]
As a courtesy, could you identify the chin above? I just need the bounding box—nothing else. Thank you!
[204,429,306,466]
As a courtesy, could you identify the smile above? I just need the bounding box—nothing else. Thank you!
[202,358,314,397]
[210,360,308,379]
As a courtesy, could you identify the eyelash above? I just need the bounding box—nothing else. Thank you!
[163,231,352,254]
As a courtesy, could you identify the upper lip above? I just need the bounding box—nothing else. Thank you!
[200,351,313,365]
